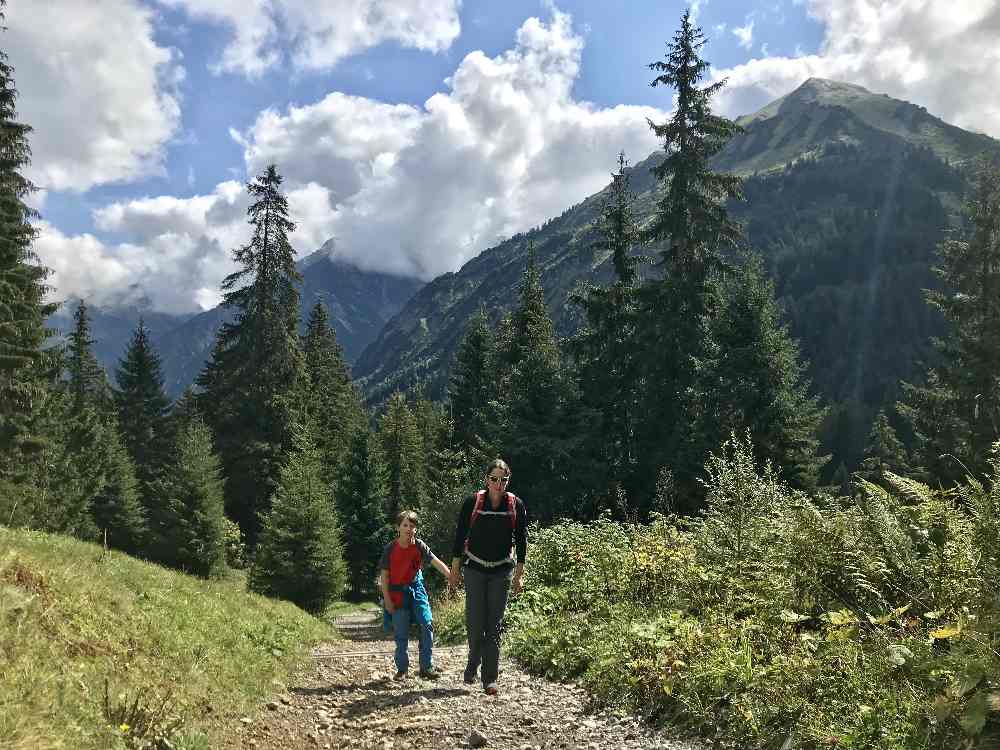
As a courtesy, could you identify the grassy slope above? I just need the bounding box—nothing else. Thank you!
[0,526,334,750]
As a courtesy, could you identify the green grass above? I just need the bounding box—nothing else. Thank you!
[0,525,336,750]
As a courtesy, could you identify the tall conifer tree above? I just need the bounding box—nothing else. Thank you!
[302,301,363,482]
[196,165,305,546]
[502,246,576,522]
[570,154,646,506]
[634,10,744,512]
[448,307,494,451]
[378,392,426,520]
[335,428,390,598]
[709,257,828,489]
[0,0,55,480]
[251,425,347,611]
[115,319,171,491]
[151,419,226,576]
[901,159,1000,481]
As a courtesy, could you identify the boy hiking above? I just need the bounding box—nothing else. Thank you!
[379,510,453,680]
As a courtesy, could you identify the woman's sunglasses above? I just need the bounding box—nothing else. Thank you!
[487,475,509,485]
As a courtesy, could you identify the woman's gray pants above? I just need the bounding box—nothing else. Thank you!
[463,565,512,687]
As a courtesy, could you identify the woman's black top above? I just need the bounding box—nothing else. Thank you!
[452,493,528,574]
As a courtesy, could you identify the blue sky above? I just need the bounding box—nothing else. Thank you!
[9,0,997,313]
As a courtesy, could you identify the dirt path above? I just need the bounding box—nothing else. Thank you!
[221,610,699,749]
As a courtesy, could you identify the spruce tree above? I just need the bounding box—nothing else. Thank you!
[0,0,55,480]
[448,306,494,451]
[250,425,348,611]
[502,246,576,522]
[67,300,112,413]
[334,428,390,598]
[114,319,171,492]
[150,419,226,576]
[302,301,363,482]
[196,165,306,546]
[634,10,745,512]
[378,391,426,520]
[90,428,147,556]
[570,153,646,507]
[859,409,911,485]
[709,256,828,490]
[916,159,1000,478]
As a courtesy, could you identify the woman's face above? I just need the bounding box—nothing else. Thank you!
[485,469,510,493]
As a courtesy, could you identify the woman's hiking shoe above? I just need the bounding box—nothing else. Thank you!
[463,665,478,684]
[393,670,408,680]
[484,683,499,696]
[418,667,441,680]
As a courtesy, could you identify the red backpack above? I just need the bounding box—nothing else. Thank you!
[469,489,517,529]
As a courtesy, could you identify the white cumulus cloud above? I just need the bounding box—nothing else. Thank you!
[157,0,462,77]
[6,0,183,192]
[733,19,755,50]
[711,0,1000,137]
[35,179,337,313]
[234,8,666,279]
[34,7,666,311]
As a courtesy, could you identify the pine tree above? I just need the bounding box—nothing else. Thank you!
[923,159,1000,476]
[90,428,147,556]
[114,318,171,492]
[302,301,363,483]
[334,428,390,598]
[0,0,55,479]
[709,256,828,490]
[378,391,426,520]
[448,307,494,451]
[150,419,226,576]
[634,10,745,513]
[859,409,911,485]
[502,246,577,523]
[250,425,348,611]
[196,165,306,546]
[644,9,744,270]
[67,300,112,413]
[570,153,647,507]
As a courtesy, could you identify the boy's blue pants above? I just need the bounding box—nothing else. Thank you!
[382,571,434,673]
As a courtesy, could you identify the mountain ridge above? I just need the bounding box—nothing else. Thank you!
[352,77,999,469]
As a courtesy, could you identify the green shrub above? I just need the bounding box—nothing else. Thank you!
[506,436,1000,748]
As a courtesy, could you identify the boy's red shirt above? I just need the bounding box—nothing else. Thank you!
[380,539,431,607]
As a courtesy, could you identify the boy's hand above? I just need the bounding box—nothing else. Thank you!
[511,575,523,596]
[385,600,396,614]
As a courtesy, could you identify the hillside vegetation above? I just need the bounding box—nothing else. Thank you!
[0,526,332,750]
[493,435,1000,749]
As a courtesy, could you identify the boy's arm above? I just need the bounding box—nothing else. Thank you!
[379,569,395,613]
[430,555,452,581]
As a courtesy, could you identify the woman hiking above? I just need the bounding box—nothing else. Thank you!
[450,458,528,696]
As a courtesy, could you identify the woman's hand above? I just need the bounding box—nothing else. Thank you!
[384,599,396,614]
[511,575,523,596]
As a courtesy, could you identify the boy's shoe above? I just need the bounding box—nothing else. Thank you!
[393,670,408,680]
[484,683,499,696]
[418,667,441,680]
[463,665,478,684]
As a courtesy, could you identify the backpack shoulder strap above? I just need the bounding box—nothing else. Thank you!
[505,492,518,529]
[469,490,487,528]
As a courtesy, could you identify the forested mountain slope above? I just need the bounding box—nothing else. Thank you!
[354,78,998,470]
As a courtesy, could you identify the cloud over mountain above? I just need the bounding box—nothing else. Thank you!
[235,9,665,279]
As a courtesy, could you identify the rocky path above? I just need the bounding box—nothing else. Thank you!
[221,610,699,749]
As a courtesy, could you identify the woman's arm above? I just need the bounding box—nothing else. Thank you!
[451,495,473,581]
